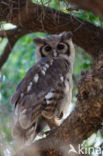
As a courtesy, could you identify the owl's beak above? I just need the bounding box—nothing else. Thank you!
[53,49,57,57]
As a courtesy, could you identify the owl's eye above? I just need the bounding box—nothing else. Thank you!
[44,45,52,52]
[57,44,65,50]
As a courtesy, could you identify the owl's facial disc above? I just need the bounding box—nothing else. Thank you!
[40,41,70,58]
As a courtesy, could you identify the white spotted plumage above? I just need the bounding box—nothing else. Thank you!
[33,74,39,83]
[42,66,47,71]
[45,92,54,99]
[45,64,49,68]
[41,70,46,75]
[45,92,54,104]
[21,93,24,97]
[60,76,64,82]
[21,109,27,114]
[27,82,32,92]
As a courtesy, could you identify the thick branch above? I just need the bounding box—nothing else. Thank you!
[1,1,103,58]
[69,0,103,17]
[0,2,103,69]
[13,54,103,156]
[0,27,27,69]
[12,2,103,58]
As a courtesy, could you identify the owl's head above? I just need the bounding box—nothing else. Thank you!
[33,31,75,62]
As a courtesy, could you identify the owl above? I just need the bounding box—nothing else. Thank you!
[11,31,75,144]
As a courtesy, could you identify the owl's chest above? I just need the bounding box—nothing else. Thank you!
[59,74,72,116]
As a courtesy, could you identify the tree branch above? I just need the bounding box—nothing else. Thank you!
[13,54,103,156]
[0,1,103,70]
[12,2,103,58]
[0,0,26,22]
[0,27,27,69]
[0,0,103,69]
[69,0,103,17]
[0,28,19,37]
[1,1,103,59]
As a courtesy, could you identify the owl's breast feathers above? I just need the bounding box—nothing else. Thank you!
[11,57,70,129]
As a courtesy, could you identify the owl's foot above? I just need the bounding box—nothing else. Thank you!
[38,130,50,137]
[57,111,63,120]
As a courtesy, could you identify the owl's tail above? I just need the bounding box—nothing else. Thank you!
[12,121,37,147]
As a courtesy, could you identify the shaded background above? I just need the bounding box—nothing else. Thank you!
[0,0,103,155]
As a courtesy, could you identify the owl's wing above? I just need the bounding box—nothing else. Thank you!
[11,57,70,129]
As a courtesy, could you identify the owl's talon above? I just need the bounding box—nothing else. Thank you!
[57,111,63,120]
[38,130,50,137]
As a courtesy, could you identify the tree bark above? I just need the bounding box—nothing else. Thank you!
[0,27,28,69]
[7,2,103,58]
[69,0,103,17]
[0,0,26,21]
[13,54,103,156]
